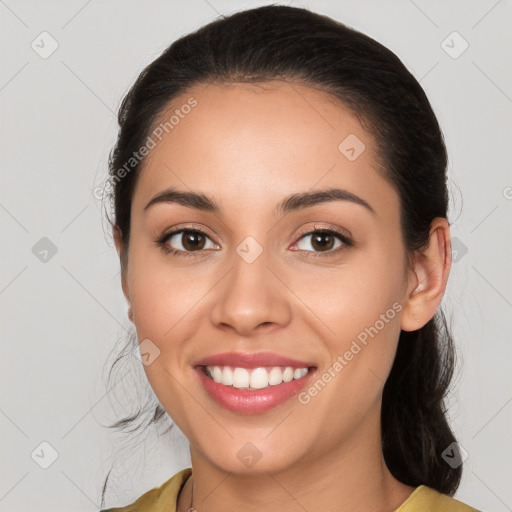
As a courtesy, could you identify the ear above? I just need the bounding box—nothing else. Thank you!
[401,218,451,332]
[113,224,130,304]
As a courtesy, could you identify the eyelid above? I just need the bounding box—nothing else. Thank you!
[157,223,217,243]
[293,223,352,242]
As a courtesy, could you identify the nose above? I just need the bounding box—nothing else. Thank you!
[210,248,292,337]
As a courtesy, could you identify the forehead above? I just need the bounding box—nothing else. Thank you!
[132,81,398,220]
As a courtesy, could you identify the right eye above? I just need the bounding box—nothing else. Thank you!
[157,228,219,257]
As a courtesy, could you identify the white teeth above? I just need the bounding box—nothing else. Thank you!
[212,366,223,383]
[205,365,310,389]
[282,367,294,382]
[249,368,268,389]
[221,366,233,386]
[268,367,283,385]
[232,367,250,388]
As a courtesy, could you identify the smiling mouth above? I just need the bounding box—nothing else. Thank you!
[199,364,316,391]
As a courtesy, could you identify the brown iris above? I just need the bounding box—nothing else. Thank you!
[309,232,335,251]
[181,231,207,251]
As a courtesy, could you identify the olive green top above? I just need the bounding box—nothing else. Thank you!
[101,467,480,512]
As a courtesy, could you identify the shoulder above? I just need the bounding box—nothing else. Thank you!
[396,485,481,512]
[100,467,192,512]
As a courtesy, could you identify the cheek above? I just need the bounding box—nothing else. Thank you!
[298,241,406,338]
[293,269,404,434]
[304,240,406,390]
[125,238,207,337]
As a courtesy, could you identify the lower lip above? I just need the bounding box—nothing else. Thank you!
[195,367,316,414]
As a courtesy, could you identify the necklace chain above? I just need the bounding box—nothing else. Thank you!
[187,475,198,512]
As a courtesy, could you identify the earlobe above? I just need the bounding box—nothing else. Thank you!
[112,224,131,304]
[113,224,123,257]
[400,218,451,332]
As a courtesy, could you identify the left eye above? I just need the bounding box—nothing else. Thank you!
[294,230,347,253]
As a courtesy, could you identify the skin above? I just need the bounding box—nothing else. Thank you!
[113,81,452,512]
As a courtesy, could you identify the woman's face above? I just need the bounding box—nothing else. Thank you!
[120,81,417,474]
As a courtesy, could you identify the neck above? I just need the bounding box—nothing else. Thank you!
[178,408,415,512]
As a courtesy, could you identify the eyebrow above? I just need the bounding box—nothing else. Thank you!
[144,186,376,216]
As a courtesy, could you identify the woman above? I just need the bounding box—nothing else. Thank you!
[99,5,479,511]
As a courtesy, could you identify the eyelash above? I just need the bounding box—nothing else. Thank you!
[155,224,353,259]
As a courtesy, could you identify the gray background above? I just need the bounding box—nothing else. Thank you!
[1,0,511,510]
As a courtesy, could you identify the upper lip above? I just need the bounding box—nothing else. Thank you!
[193,351,316,369]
